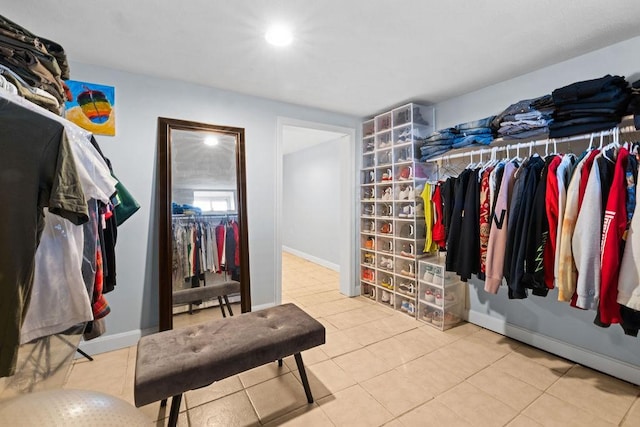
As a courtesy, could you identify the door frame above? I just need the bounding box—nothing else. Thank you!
[275,117,358,303]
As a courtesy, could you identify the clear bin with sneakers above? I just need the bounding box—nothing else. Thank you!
[363,152,375,168]
[363,118,375,137]
[395,294,416,317]
[361,186,375,201]
[417,258,465,330]
[377,165,393,183]
[396,202,416,219]
[376,219,393,236]
[361,218,375,234]
[394,183,415,201]
[396,279,417,298]
[362,169,376,185]
[394,145,414,164]
[376,237,393,254]
[377,254,394,272]
[375,130,392,150]
[377,184,393,201]
[361,282,377,300]
[396,241,416,259]
[395,259,416,280]
[376,203,393,218]
[391,103,432,128]
[375,112,392,133]
[377,149,392,166]
[361,266,376,285]
[361,235,375,251]
[363,136,375,154]
[361,202,375,217]
[361,250,376,268]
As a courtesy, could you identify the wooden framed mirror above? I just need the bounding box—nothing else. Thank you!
[157,117,251,331]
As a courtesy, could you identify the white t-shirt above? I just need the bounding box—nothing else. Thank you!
[21,122,117,344]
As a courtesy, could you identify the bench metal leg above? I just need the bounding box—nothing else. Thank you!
[278,359,283,367]
[294,353,314,403]
[223,295,234,316]
[168,394,182,427]
[217,296,227,318]
[160,398,167,407]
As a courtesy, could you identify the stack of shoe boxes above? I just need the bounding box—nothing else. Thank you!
[417,257,465,330]
[360,103,435,317]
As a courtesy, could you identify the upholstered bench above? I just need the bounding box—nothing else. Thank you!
[172,280,240,317]
[134,303,325,426]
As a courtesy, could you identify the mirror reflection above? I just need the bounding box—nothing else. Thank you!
[158,118,250,332]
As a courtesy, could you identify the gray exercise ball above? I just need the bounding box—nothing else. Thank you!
[0,389,150,426]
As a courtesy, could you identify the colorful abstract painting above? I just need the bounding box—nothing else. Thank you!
[64,80,115,136]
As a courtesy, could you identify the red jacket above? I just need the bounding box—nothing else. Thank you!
[544,156,562,289]
[599,148,629,325]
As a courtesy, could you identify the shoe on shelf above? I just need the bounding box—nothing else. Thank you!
[432,311,443,327]
[364,237,374,249]
[401,300,409,311]
[381,276,394,290]
[422,309,433,323]
[400,263,415,278]
[398,205,413,218]
[422,266,434,282]
[389,293,395,306]
[380,222,392,234]
[424,288,435,302]
[406,302,416,315]
[383,204,393,217]
[401,223,414,238]
[400,243,414,258]
[370,287,377,299]
[363,253,375,265]
[381,187,393,201]
[363,205,374,216]
[398,282,415,294]
[381,290,390,303]
[398,186,412,201]
[435,292,443,306]
[398,166,413,181]
[379,256,393,270]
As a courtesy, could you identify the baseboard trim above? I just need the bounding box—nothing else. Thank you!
[77,328,151,358]
[468,310,640,385]
[252,302,276,312]
[282,246,340,272]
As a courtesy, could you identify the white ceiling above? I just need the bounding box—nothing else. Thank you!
[4,1,640,117]
[282,126,346,155]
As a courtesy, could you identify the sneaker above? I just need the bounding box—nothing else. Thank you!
[364,237,374,249]
[381,276,394,290]
[435,292,443,306]
[423,266,434,282]
[406,302,416,315]
[400,263,415,278]
[363,205,374,216]
[400,243,414,258]
[362,188,373,200]
[381,187,393,201]
[381,290,391,302]
[401,300,409,311]
[422,309,433,322]
[389,293,395,306]
[424,288,435,302]
[398,166,412,181]
[401,224,414,238]
[382,204,393,217]
[379,256,393,270]
[379,240,393,253]
[380,222,392,234]
[370,287,376,299]
[363,253,375,265]
[398,282,415,294]
[398,205,414,218]
[398,186,412,201]
[432,311,443,327]
[381,168,392,181]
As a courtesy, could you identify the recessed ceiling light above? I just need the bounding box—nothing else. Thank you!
[203,135,219,146]
[265,24,293,47]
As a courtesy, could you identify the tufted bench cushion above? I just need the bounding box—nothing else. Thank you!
[171,280,240,305]
[134,303,325,418]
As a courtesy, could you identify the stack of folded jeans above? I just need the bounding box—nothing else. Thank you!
[549,75,631,138]
[0,14,69,113]
[419,128,457,161]
[451,116,495,149]
[491,95,554,140]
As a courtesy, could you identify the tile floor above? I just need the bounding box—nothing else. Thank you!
[62,252,640,426]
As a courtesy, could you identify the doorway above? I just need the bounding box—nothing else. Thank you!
[276,118,357,305]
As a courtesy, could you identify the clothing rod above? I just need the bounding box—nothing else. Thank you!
[172,213,237,219]
[425,123,638,163]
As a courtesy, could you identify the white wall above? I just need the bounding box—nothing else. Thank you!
[282,136,346,269]
[433,35,640,379]
[435,35,640,129]
[68,61,359,351]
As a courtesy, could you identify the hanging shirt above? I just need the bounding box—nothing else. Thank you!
[573,155,604,310]
[478,166,494,280]
[485,161,518,293]
[422,183,437,253]
[543,155,563,289]
[445,170,471,273]
[431,183,446,249]
[0,100,88,378]
[599,148,629,326]
[556,150,598,302]
[553,154,578,288]
[457,169,481,281]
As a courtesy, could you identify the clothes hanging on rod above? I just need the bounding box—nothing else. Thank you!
[431,126,640,336]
